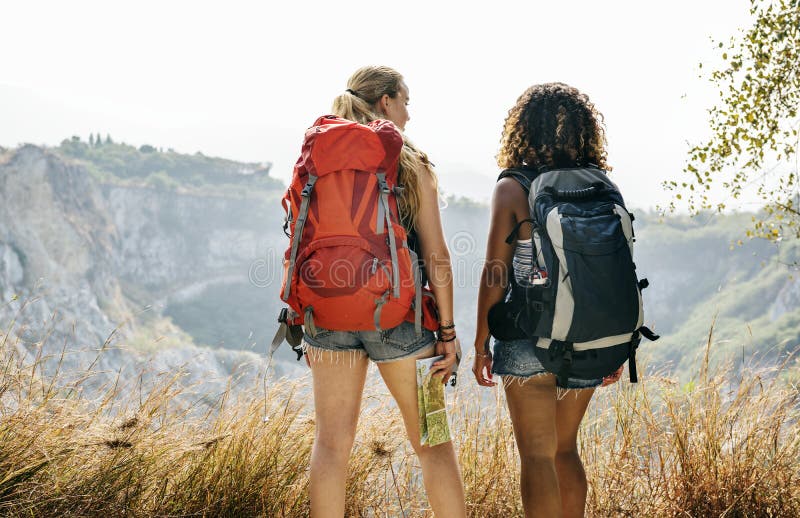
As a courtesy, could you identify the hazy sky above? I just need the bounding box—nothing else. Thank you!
[1,0,753,209]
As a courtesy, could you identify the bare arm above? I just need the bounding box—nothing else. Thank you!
[414,169,459,380]
[473,179,524,386]
[415,170,453,325]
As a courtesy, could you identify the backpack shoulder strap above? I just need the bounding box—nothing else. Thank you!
[497,168,542,245]
[497,168,538,194]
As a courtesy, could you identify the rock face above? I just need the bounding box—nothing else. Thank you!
[0,145,297,402]
[104,186,264,289]
[1,146,118,343]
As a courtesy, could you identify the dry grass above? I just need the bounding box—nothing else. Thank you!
[1,306,798,517]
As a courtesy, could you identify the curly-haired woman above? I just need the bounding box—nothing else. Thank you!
[472,82,622,518]
[303,66,466,518]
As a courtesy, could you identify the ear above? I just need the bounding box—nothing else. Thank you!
[377,93,391,114]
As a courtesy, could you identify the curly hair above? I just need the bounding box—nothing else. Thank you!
[496,82,611,171]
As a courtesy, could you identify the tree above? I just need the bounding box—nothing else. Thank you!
[105,134,113,145]
[665,0,799,240]
[89,133,95,147]
[95,131,103,147]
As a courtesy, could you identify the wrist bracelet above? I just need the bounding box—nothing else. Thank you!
[438,323,456,331]
[437,334,457,343]
[475,351,491,358]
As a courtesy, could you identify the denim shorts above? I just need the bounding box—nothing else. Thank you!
[491,337,603,389]
[303,321,436,363]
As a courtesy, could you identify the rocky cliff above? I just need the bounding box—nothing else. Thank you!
[0,144,297,403]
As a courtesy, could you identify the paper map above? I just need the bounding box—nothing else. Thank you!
[416,355,451,447]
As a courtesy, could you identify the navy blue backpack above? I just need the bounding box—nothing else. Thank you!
[493,165,659,386]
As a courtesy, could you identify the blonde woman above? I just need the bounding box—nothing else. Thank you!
[473,83,622,518]
[302,66,466,518]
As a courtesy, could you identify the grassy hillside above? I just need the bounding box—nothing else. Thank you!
[1,320,798,517]
[633,211,800,373]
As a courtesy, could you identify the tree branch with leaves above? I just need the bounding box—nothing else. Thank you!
[664,0,800,240]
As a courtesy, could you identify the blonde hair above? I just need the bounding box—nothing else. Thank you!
[331,65,436,230]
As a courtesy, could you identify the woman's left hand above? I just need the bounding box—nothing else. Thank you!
[431,338,459,384]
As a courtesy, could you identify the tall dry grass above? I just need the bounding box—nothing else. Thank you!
[1,305,798,517]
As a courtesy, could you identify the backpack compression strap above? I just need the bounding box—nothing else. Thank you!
[628,326,660,382]
[270,307,305,361]
[376,172,401,299]
[282,174,318,301]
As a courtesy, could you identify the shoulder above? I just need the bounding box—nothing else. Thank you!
[416,165,437,191]
[493,177,527,205]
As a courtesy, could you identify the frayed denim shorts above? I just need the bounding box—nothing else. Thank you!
[303,321,435,363]
[491,337,603,390]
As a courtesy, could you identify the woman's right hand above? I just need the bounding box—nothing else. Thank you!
[431,337,460,384]
[601,365,624,387]
[472,348,496,387]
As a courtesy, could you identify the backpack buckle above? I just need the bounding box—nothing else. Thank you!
[376,176,391,194]
[531,301,545,312]
[301,175,318,197]
[278,307,288,323]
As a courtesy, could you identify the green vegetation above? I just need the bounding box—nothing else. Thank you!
[443,194,485,211]
[56,137,283,196]
[665,0,800,240]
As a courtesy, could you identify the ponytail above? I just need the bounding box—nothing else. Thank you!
[330,66,437,230]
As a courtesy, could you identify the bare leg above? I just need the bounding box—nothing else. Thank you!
[308,347,369,518]
[504,375,560,518]
[377,348,467,518]
[555,388,595,518]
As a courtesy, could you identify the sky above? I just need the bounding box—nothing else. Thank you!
[0,0,754,209]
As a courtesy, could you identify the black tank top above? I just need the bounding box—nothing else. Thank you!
[403,220,429,288]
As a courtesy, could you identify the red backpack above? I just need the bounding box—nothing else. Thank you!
[278,115,433,341]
